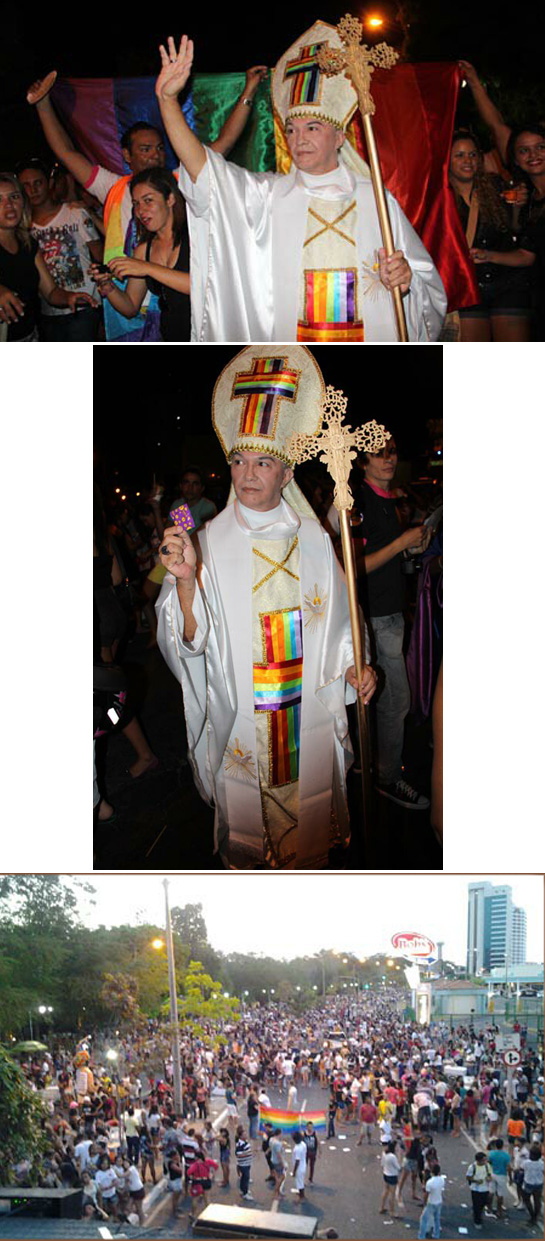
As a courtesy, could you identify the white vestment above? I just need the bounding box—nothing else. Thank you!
[179,147,446,342]
[156,499,363,870]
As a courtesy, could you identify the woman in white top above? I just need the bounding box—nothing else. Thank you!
[95,1155,119,1218]
[123,1156,146,1225]
[380,1142,401,1218]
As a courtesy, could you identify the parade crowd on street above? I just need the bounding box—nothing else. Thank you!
[9,992,544,1236]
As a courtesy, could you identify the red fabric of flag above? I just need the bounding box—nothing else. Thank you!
[351,62,479,312]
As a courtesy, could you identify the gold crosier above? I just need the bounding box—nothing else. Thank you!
[316,14,409,342]
[286,387,390,851]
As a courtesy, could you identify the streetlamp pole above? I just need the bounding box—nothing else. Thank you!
[163,879,183,1115]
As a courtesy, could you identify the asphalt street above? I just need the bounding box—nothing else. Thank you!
[0,1081,540,1241]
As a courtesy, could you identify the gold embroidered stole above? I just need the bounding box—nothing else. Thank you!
[297,196,364,341]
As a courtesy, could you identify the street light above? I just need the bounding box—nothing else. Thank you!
[151,938,165,951]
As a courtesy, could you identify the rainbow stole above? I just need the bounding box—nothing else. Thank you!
[298,269,364,341]
[234,357,299,438]
[259,1107,326,1135]
[253,608,303,786]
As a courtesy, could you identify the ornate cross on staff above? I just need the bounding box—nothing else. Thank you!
[316,14,409,342]
[287,387,390,847]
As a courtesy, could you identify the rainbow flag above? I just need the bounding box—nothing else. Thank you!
[259,1107,326,1135]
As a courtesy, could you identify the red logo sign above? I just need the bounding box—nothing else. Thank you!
[391,932,436,957]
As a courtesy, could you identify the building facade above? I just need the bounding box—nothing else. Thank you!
[467,882,527,974]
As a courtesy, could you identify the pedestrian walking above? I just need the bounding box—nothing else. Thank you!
[291,1129,307,1201]
[270,1129,286,1198]
[303,1121,319,1184]
[466,1151,493,1229]
[417,1162,446,1240]
[380,1141,401,1219]
[235,1126,254,1200]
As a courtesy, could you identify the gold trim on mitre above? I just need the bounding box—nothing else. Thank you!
[272,20,358,134]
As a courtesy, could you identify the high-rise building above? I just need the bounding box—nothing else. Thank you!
[467,882,527,974]
[512,907,528,965]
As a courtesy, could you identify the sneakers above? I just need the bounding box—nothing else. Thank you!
[376,778,430,810]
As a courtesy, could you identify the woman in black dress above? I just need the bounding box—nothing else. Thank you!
[90,167,190,341]
[448,132,535,341]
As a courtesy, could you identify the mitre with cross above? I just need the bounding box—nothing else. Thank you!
[212,345,327,519]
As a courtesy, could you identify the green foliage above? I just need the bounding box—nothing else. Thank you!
[172,960,240,1029]
[0,1048,49,1184]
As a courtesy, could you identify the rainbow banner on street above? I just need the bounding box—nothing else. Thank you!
[259,1107,326,1135]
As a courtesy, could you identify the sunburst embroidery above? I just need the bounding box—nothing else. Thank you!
[361,254,385,301]
[303,583,328,631]
[224,737,257,783]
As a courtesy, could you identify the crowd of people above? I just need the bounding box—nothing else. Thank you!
[11,992,544,1235]
[1,43,542,340]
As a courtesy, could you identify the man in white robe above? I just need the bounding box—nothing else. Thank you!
[155,27,447,342]
[155,346,381,870]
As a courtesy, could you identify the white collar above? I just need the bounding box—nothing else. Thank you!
[234,497,301,541]
[296,163,353,200]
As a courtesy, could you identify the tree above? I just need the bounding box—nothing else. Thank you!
[168,960,240,1042]
[100,973,145,1029]
[0,1048,48,1184]
[170,905,209,960]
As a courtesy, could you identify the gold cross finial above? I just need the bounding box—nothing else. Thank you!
[316,13,399,117]
[286,385,390,511]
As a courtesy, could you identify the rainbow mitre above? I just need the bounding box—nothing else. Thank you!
[212,346,325,467]
[272,20,358,132]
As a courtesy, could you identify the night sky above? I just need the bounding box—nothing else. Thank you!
[93,344,442,503]
[1,1,542,168]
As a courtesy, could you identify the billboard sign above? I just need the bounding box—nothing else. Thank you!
[392,932,437,959]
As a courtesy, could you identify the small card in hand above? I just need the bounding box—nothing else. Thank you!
[169,504,196,531]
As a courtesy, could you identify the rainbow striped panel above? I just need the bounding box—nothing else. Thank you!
[259,1107,326,1135]
[298,268,363,341]
[234,357,298,438]
[284,43,323,106]
[254,609,303,786]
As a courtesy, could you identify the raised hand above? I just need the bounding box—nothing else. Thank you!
[156,36,194,101]
[27,72,58,106]
[159,526,197,584]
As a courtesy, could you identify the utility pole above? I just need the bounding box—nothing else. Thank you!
[163,879,183,1115]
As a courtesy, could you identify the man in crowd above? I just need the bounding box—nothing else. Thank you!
[156,346,378,870]
[327,434,431,809]
[155,28,447,341]
[170,467,217,532]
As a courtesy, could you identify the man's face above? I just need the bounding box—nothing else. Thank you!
[230,450,293,512]
[124,129,166,174]
[181,472,204,504]
[285,117,344,175]
[364,438,398,489]
[18,168,50,208]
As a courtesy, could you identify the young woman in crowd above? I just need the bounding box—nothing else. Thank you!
[448,131,535,340]
[90,167,190,341]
